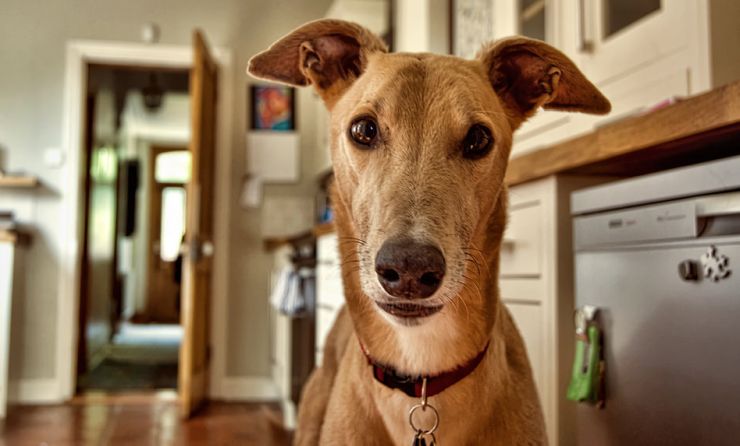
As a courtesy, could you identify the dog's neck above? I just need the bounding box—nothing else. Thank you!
[332,185,508,377]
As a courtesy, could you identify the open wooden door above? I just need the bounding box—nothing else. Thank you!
[179,30,218,418]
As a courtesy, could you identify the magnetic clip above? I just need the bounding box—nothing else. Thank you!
[574,305,599,338]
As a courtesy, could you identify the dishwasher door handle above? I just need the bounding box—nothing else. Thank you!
[678,260,699,282]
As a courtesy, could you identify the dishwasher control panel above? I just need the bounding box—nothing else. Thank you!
[574,200,697,249]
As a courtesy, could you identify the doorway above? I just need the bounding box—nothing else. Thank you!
[76,64,190,392]
[61,33,224,417]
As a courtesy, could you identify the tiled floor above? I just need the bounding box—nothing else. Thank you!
[0,392,289,446]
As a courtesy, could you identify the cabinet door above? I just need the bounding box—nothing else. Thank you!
[500,201,544,277]
[493,0,577,156]
[575,1,697,87]
[505,302,545,398]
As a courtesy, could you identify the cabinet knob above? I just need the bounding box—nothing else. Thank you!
[678,260,699,281]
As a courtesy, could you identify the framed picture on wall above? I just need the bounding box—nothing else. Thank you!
[449,0,495,59]
[249,84,296,131]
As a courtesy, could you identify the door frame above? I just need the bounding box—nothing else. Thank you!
[58,40,233,400]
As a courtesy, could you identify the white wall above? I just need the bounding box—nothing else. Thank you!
[0,0,332,400]
[395,0,449,53]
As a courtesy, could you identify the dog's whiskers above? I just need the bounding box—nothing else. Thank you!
[463,246,492,277]
[448,279,474,324]
[338,236,367,246]
[464,255,482,277]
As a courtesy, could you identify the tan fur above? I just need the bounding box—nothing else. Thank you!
[249,19,609,446]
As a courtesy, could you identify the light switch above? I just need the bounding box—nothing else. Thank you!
[43,147,65,168]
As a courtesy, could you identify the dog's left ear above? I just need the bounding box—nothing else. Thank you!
[248,19,388,106]
[479,38,610,124]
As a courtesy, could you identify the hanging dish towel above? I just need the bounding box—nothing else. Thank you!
[567,306,605,407]
[269,266,305,316]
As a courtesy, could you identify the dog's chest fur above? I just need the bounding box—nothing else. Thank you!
[317,309,546,446]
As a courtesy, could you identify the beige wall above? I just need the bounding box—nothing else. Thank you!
[0,0,331,390]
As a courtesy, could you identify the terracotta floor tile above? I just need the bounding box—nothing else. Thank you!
[1,394,287,446]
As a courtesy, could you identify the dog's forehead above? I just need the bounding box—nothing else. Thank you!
[371,53,487,89]
[335,52,506,139]
[337,53,499,126]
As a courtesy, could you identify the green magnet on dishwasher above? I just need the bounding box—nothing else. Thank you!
[567,323,604,406]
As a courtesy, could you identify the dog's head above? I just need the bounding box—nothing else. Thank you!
[250,20,608,332]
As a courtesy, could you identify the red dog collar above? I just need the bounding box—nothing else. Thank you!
[360,342,490,398]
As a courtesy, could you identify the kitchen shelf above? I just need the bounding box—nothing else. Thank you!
[0,230,31,246]
[0,175,39,189]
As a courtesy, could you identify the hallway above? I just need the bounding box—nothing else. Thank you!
[0,392,287,445]
[78,323,181,392]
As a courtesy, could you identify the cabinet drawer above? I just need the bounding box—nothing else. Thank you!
[500,202,543,277]
[505,302,545,397]
[500,278,546,304]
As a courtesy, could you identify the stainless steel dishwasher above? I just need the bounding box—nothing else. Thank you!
[571,155,740,445]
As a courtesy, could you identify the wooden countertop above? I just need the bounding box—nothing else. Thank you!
[505,80,740,185]
[263,222,334,251]
[266,80,740,245]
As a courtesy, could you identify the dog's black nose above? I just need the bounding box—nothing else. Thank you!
[375,239,446,299]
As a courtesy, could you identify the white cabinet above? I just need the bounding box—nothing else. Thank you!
[0,240,18,418]
[492,0,579,157]
[315,234,345,365]
[491,0,740,156]
[500,202,543,277]
[502,175,609,446]
[506,302,545,394]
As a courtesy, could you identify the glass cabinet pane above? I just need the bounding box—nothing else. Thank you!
[603,0,661,38]
[519,0,546,41]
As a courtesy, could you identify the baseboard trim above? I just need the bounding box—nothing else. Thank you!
[7,378,63,404]
[214,376,279,401]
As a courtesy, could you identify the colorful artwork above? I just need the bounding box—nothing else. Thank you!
[250,85,295,131]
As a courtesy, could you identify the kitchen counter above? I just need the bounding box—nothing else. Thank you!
[264,222,334,251]
[506,80,740,186]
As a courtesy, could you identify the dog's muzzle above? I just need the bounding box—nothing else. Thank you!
[374,238,446,300]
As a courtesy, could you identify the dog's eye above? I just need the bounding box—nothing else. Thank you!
[349,117,378,147]
[462,124,494,160]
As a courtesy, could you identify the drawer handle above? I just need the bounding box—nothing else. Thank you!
[502,238,516,248]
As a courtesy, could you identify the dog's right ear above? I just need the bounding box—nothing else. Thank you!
[248,19,388,107]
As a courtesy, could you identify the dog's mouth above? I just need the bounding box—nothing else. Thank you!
[375,301,443,319]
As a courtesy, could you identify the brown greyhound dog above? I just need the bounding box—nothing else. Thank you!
[249,19,609,446]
